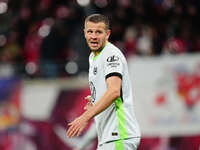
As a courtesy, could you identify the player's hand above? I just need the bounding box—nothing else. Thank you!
[84,95,93,110]
[66,115,89,138]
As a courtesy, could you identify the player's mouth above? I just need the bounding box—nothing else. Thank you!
[90,41,99,47]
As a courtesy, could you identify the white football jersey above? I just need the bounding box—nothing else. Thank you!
[88,42,140,145]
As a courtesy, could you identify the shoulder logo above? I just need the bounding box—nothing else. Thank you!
[93,67,97,75]
[107,55,119,62]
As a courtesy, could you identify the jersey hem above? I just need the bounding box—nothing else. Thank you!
[98,136,141,146]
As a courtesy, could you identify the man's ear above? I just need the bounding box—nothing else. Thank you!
[83,28,86,38]
[106,29,111,40]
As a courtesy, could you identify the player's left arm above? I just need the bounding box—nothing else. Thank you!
[66,75,122,138]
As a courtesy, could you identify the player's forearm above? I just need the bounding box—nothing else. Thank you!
[82,88,120,121]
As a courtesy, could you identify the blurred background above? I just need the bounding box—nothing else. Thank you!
[0,0,200,150]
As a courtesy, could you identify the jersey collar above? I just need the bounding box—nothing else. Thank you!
[93,41,109,60]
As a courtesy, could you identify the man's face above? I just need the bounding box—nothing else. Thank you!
[84,21,110,52]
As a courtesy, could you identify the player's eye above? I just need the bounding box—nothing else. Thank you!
[96,30,102,34]
[87,30,93,34]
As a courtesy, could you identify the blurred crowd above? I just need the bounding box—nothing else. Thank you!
[0,0,200,78]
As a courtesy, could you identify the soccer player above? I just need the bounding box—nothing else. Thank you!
[66,14,141,150]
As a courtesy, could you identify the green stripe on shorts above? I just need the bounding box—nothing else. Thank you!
[115,140,124,150]
[115,97,128,139]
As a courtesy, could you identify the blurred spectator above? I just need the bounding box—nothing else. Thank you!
[40,19,68,78]
[124,26,137,57]
[23,22,43,77]
[162,36,187,54]
[191,34,200,53]
[0,32,22,63]
[136,25,153,56]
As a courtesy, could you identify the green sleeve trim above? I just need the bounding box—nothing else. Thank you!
[115,97,128,139]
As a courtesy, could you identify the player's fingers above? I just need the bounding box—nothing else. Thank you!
[85,95,92,102]
[66,127,72,137]
[68,122,73,126]
[77,127,84,136]
[68,124,80,138]
[67,127,76,138]
[85,95,91,99]
[70,127,80,137]
[66,124,76,137]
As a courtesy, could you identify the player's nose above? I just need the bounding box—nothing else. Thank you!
[91,32,97,39]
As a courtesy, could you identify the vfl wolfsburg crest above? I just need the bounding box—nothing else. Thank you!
[93,67,97,75]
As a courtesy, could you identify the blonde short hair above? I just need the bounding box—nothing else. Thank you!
[85,14,110,31]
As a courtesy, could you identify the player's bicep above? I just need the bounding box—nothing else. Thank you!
[106,75,122,92]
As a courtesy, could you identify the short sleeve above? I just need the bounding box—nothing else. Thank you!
[104,54,123,79]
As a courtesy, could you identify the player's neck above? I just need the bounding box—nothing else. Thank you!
[93,50,102,56]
